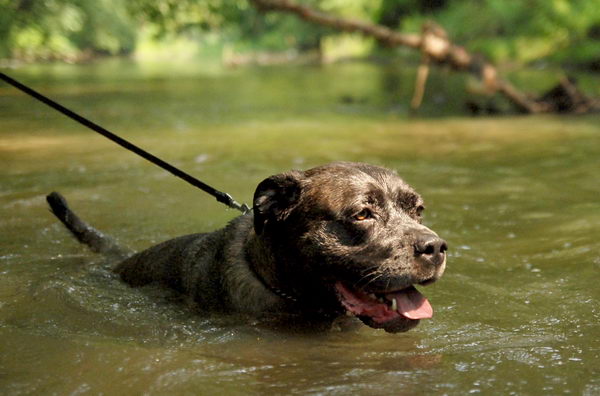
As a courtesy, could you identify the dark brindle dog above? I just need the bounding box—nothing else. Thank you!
[47,162,447,333]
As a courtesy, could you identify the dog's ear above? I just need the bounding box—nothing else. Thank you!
[253,171,304,234]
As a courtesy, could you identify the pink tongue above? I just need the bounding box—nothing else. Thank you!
[390,287,433,319]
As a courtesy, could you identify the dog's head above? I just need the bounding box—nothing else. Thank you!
[253,162,447,333]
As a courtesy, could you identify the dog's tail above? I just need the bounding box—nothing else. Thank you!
[46,192,133,259]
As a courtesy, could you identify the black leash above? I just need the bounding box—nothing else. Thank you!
[0,72,250,214]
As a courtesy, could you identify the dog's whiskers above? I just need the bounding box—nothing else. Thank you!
[355,270,386,289]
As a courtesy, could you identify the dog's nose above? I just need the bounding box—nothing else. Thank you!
[414,233,448,267]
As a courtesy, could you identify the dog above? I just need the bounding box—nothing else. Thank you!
[47,162,447,333]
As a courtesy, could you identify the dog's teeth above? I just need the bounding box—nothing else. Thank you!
[368,293,376,300]
[378,297,384,303]
[346,310,353,316]
[391,297,398,311]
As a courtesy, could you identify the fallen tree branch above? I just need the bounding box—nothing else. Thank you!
[251,0,422,49]
[411,55,430,110]
[249,0,599,114]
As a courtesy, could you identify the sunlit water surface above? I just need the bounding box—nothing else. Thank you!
[1,59,599,395]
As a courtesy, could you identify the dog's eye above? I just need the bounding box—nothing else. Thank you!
[354,209,372,221]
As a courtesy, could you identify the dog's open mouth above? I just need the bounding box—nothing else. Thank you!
[335,282,432,333]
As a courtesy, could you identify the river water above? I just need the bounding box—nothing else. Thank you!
[1,59,599,395]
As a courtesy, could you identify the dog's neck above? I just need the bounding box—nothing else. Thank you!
[240,221,341,319]
[244,233,301,305]
[251,266,299,304]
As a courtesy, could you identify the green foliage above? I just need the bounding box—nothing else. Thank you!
[1,0,599,66]
[126,0,330,52]
[400,0,600,64]
[0,0,135,60]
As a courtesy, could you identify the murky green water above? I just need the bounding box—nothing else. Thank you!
[1,59,599,395]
